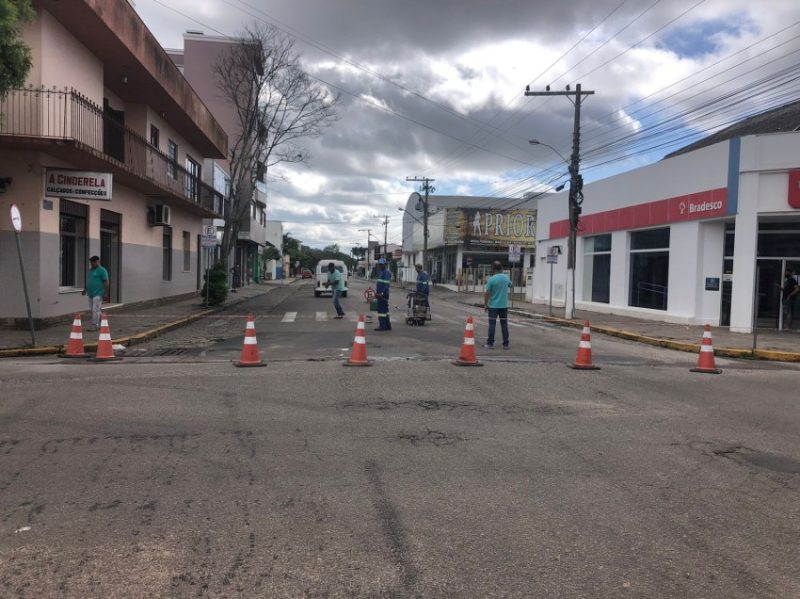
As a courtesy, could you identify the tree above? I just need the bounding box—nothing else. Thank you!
[215,24,339,263]
[0,0,34,98]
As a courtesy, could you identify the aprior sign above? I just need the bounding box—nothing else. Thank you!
[45,169,113,200]
[445,208,537,247]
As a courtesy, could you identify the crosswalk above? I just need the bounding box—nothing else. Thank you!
[257,310,534,329]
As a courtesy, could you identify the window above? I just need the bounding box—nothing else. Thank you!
[163,228,173,281]
[185,155,200,201]
[256,161,266,183]
[629,228,670,310]
[183,231,191,272]
[583,234,611,303]
[167,140,177,179]
[59,200,88,288]
[150,125,159,149]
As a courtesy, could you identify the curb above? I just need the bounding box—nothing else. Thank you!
[0,283,292,359]
[496,304,800,363]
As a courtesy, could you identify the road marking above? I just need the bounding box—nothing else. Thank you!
[316,312,328,322]
[281,312,297,322]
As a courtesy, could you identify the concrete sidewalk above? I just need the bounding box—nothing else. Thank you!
[0,280,295,357]
[427,286,800,362]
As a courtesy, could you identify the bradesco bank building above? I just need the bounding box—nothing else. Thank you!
[533,125,800,332]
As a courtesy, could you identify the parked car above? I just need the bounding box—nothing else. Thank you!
[301,269,313,279]
[314,260,349,297]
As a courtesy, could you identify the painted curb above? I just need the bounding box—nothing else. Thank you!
[501,305,800,363]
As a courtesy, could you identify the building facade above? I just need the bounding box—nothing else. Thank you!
[400,195,538,286]
[168,32,273,288]
[533,124,800,332]
[0,0,227,326]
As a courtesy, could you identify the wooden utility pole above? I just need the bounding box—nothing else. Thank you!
[524,84,594,320]
[405,176,435,271]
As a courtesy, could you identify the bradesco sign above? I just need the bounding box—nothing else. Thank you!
[45,169,113,201]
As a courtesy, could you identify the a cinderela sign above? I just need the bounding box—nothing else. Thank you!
[45,169,113,201]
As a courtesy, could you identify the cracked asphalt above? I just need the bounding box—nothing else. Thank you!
[1,280,799,598]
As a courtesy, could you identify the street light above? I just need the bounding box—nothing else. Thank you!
[529,139,569,164]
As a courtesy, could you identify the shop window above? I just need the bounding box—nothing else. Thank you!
[185,155,200,201]
[59,200,88,289]
[183,231,191,272]
[583,234,611,303]
[629,228,669,310]
[167,139,178,179]
[163,228,173,281]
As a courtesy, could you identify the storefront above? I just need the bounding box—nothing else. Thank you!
[533,121,800,332]
[399,195,538,286]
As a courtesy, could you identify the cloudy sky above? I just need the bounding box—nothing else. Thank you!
[133,0,800,250]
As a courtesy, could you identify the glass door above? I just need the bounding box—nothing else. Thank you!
[756,259,800,330]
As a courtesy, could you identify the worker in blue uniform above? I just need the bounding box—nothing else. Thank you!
[374,258,392,331]
[415,263,430,308]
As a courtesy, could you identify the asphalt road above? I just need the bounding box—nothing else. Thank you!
[1,280,799,598]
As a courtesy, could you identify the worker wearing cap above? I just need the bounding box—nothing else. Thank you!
[374,258,392,331]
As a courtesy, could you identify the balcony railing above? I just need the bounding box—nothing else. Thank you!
[0,87,224,216]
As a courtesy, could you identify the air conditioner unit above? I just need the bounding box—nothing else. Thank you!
[152,204,171,226]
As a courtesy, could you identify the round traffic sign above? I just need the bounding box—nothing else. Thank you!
[10,204,21,232]
[363,287,375,302]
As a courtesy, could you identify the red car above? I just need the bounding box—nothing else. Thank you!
[301,269,312,279]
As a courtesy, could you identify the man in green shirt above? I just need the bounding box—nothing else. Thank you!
[324,262,345,318]
[82,256,109,330]
[483,261,512,350]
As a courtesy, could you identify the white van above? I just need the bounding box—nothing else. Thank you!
[314,260,349,297]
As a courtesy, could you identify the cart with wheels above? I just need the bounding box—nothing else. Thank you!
[405,291,430,326]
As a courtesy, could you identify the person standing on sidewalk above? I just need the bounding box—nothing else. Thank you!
[324,262,346,319]
[374,258,392,331]
[781,268,799,330]
[82,256,109,331]
[483,261,512,350]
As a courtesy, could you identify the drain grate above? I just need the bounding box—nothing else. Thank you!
[124,347,204,357]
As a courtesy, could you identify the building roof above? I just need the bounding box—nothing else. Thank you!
[665,99,800,159]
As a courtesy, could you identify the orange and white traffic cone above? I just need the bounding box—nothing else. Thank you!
[453,315,482,366]
[344,314,372,367]
[690,324,722,374]
[234,313,266,367]
[60,313,87,358]
[92,312,119,362]
[568,321,600,370]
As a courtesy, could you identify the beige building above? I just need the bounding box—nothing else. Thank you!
[0,0,227,326]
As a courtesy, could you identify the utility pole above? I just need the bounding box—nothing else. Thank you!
[524,83,594,320]
[378,214,390,261]
[405,176,435,272]
[358,228,372,277]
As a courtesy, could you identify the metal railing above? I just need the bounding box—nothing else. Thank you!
[0,87,224,215]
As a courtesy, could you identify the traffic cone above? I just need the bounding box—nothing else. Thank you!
[568,321,600,370]
[234,313,266,367]
[60,313,87,358]
[690,324,722,374]
[344,314,372,367]
[453,315,482,366]
[92,313,119,362]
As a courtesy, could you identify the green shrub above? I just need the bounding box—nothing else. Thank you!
[201,261,229,306]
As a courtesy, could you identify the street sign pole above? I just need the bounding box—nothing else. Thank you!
[10,205,35,345]
[205,248,211,308]
[549,262,554,317]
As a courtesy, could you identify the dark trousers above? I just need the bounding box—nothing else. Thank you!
[377,297,391,329]
[332,289,344,316]
[487,307,509,347]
